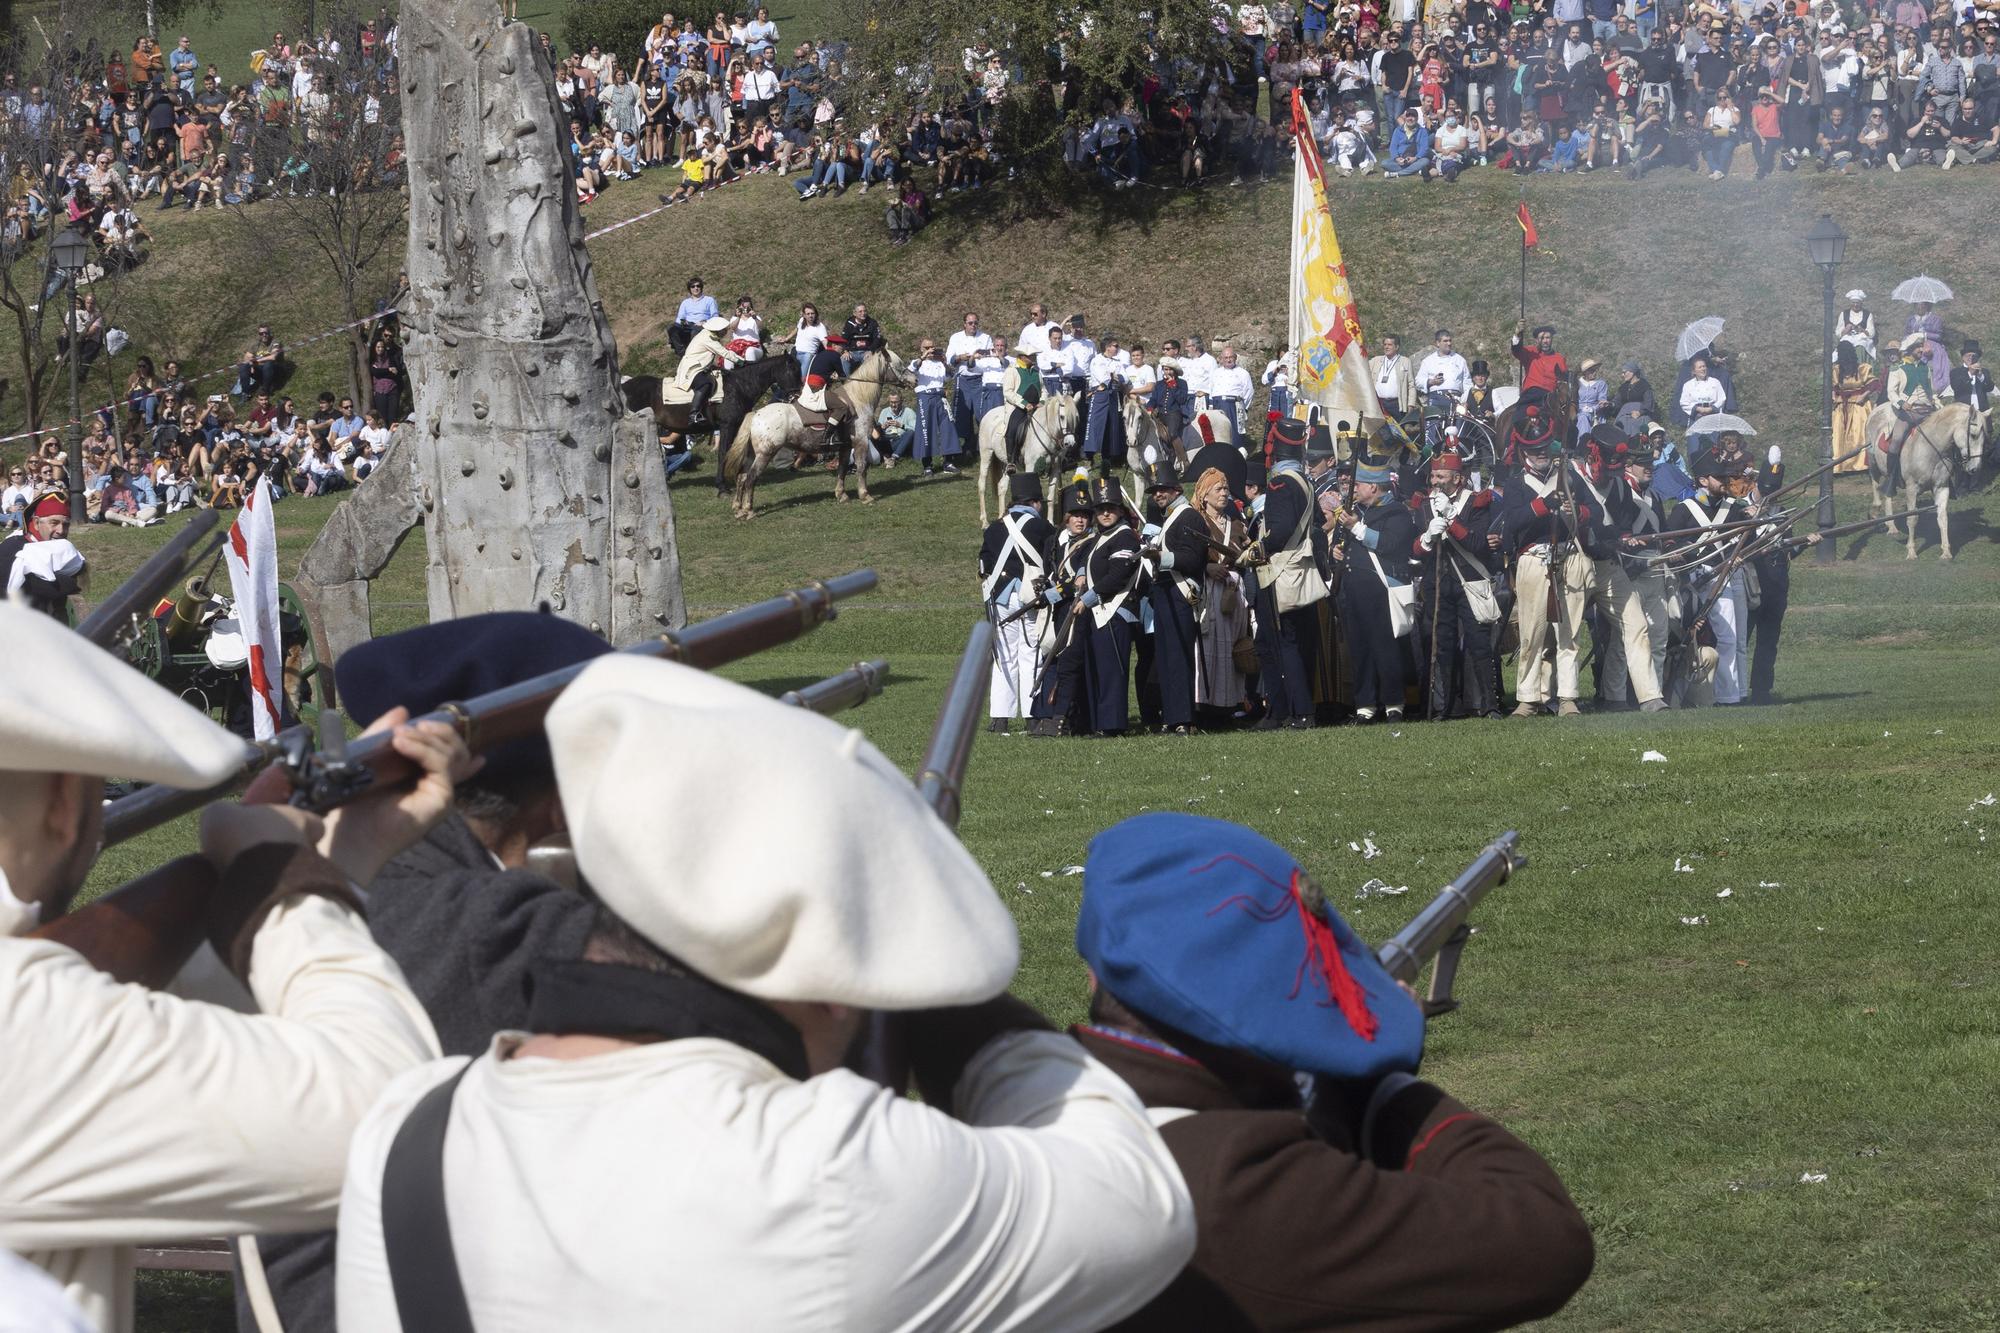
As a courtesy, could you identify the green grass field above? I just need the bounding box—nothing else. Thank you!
[28,3,2000,1326]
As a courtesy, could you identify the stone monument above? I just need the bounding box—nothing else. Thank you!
[297,0,684,664]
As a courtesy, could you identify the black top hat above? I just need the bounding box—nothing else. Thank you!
[1268,415,1310,463]
[1141,458,1182,491]
[1008,473,1043,506]
[1061,481,1093,515]
[1964,339,1983,356]
[1090,475,1129,512]
[1469,358,1490,375]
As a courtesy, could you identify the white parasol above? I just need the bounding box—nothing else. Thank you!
[1685,413,1756,437]
[1890,275,1954,304]
[1676,316,1726,363]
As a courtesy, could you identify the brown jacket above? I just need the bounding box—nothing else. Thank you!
[1077,1026,1594,1333]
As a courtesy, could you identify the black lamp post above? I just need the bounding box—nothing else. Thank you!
[1805,214,1847,565]
[50,226,90,526]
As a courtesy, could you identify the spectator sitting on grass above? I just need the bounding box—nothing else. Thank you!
[210,450,245,508]
[296,429,347,496]
[354,412,392,479]
[100,465,160,527]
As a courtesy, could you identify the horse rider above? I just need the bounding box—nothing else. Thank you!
[1510,319,1570,418]
[1029,480,1098,737]
[675,315,742,429]
[1500,418,1597,718]
[1409,450,1504,720]
[669,275,718,356]
[1001,342,1045,472]
[1330,457,1416,723]
[980,473,1055,733]
[1149,358,1193,454]
[1083,335,1133,468]
[1881,331,1936,492]
[1071,813,1595,1333]
[1141,457,1207,736]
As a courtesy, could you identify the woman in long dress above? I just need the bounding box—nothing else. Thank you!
[1905,301,1950,389]
[1192,468,1251,717]
[1831,341,1878,473]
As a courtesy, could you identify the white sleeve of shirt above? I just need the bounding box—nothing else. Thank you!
[0,894,438,1254]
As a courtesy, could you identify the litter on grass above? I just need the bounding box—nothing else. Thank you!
[1799,1172,1829,1185]
[1355,879,1411,900]
[1060,865,1085,876]
[1716,888,1733,899]
[1972,793,1996,810]
[1641,750,1668,763]
[1348,837,1383,860]
[1679,915,1709,926]
[1673,857,1698,873]
[1758,881,1783,888]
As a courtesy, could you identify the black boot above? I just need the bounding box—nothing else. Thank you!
[688,374,714,430]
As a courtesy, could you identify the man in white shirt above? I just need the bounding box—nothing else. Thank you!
[1016,301,1057,356]
[0,603,459,1332]
[1083,334,1134,460]
[1416,327,1472,407]
[1180,334,1219,406]
[1062,314,1098,396]
[740,57,780,120]
[945,311,993,446]
[1206,344,1254,434]
[336,659,1196,1332]
[1678,355,1727,420]
[1369,332,1417,419]
[1037,325,1070,381]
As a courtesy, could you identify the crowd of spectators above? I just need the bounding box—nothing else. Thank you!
[1,13,404,272]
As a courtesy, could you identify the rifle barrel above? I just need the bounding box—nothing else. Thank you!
[916,619,995,828]
[780,659,889,715]
[99,570,879,846]
[1375,832,1524,985]
[75,509,224,648]
[1784,507,1919,545]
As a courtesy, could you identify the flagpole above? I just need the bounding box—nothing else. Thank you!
[1519,236,1527,328]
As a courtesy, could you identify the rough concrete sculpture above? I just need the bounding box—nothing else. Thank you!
[297,0,684,666]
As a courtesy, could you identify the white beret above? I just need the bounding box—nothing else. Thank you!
[0,600,253,787]
[548,655,1019,1010]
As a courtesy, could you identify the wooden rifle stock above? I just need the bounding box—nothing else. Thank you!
[1374,832,1524,1018]
[99,569,879,845]
[862,620,997,1090]
[29,856,220,988]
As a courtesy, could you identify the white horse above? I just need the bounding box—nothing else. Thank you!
[726,350,909,519]
[975,391,1080,526]
[1863,401,1979,560]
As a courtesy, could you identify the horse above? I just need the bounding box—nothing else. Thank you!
[1863,401,1980,560]
[974,391,1081,527]
[726,349,909,519]
[621,346,801,497]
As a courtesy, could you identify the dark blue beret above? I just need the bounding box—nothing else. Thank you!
[335,612,613,786]
[1077,813,1424,1081]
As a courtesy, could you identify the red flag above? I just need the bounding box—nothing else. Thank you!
[1516,202,1539,249]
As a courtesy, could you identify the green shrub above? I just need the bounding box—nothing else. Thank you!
[560,0,660,64]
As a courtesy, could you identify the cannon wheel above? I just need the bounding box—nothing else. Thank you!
[279,583,323,729]
[125,611,171,683]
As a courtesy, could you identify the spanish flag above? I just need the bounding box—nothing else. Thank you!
[1287,90,1380,438]
[1516,201,1539,248]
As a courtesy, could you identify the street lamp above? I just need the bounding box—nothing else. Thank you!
[50,226,91,526]
[1805,214,1847,565]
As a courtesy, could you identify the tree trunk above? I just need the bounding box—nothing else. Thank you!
[302,0,684,645]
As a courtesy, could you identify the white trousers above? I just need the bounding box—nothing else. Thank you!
[1593,559,1666,706]
[1709,571,1749,704]
[1513,547,1594,703]
[989,597,1041,718]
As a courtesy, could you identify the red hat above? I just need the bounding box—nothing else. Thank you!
[1428,452,1463,471]
[823,333,848,347]
[26,492,68,534]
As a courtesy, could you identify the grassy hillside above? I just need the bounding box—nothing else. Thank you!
[39,54,2000,1333]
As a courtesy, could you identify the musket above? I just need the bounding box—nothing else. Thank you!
[860,619,996,1090]
[98,570,879,846]
[1782,507,1919,547]
[1374,831,1525,1018]
[37,643,895,985]
[779,658,889,714]
[75,508,225,649]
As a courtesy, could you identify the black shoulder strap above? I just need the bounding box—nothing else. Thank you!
[381,1062,478,1333]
